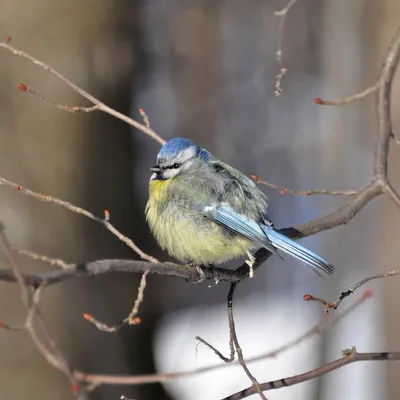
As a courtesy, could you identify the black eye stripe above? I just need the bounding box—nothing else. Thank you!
[163,163,180,170]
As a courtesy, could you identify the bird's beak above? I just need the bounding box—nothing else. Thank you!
[150,165,161,172]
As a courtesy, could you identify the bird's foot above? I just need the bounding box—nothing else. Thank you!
[189,264,220,286]
[245,250,256,278]
[194,265,206,284]
[208,265,220,288]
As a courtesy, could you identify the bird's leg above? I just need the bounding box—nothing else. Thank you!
[245,250,256,278]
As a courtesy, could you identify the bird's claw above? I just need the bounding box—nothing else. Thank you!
[194,265,206,284]
[208,268,220,288]
[191,264,220,286]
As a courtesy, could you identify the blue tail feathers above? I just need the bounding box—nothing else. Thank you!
[261,225,334,276]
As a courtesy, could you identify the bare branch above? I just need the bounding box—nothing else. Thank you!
[128,270,150,323]
[313,83,379,106]
[0,226,85,396]
[138,108,151,129]
[16,83,100,112]
[250,174,358,196]
[0,225,29,300]
[224,349,400,400]
[375,27,400,180]
[279,181,382,239]
[66,293,369,387]
[0,41,165,145]
[227,284,267,399]
[83,270,149,332]
[386,182,400,210]
[304,269,400,314]
[274,0,297,64]
[0,176,158,263]
[195,335,235,364]
[12,246,68,269]
[273,0,298,96]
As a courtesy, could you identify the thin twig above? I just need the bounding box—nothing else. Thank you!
[0,176,158,263]
[314,83,379,106]
[138,108,151,129]
[195,336,235,364]
[0,224,29,300]
[386,182,400,210]
[16,83,100,113]
[250,174,357,196]
[229,284,267,399]
[0,41,165,145]
[274,0,298,63]
[128,270,150,324]
[273,0,298,96]
[374,27,400,180]
[83,270,150,332]
[198,284,266,399]
[304,271,398,314]
[12,246,68,269]
[196,284,236,364]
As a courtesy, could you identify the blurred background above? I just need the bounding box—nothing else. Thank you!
[0,0,399,399]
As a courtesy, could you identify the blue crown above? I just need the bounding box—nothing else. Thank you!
[157,137,210,161]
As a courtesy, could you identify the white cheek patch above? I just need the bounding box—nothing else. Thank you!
[150,173,157,181]
[163,169,180,179]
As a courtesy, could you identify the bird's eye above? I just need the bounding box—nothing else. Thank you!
[172,163,180,169]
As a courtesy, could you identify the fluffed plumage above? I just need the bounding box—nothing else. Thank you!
[146,138,334,276]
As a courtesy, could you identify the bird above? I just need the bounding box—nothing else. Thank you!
[145,137,334,282]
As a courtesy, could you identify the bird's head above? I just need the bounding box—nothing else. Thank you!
[150,137,210,181]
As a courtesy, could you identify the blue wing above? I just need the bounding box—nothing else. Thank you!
[202,203,334,276]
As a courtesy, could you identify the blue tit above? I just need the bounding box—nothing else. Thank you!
[145,137,334,280]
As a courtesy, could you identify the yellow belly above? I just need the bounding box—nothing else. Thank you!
[146,180,253,265]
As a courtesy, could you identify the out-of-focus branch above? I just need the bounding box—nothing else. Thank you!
[250,174,358,196]
[304,271,398,314]
[313,83,379,106]
[71,293,368,387]
[0,176,158,264]
[273,0,298,97]
[83,270,149,332]
[0,39,165,145]
[225,348,400,400]
[16,83,100,113]
[12,246,68,269]
[0,226,85,397]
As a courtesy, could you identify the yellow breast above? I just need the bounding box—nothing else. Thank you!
[149,179,170,203]
[146,178,253,265]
